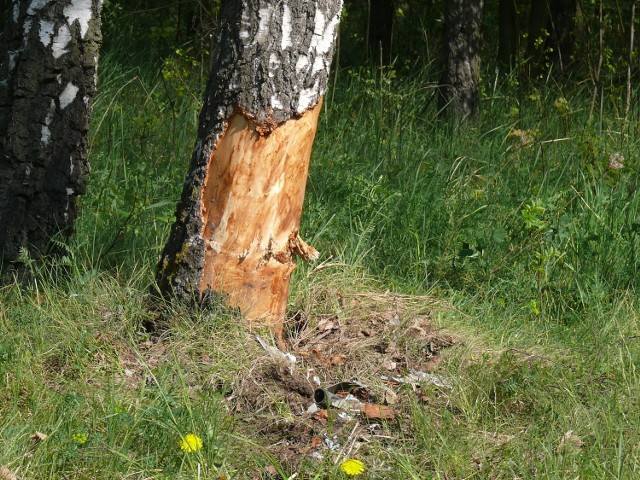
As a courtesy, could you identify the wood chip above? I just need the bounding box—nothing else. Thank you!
[362,404,396,420]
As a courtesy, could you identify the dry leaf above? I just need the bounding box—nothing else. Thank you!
[30,431,48,442]
[386,309,400,325]
[317,319,336,331]
[362,404,396,419]
[383,358,397,371]
[309,436,323,449]
[383,387,398,405]
[311,348,331,365]
[264,465,278,476]
[422,355,442,372]
[557,430,584,454]
[314,409,329,421]
[0,466,18,480]
[330,354,346,366]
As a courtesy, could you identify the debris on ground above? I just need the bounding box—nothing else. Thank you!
[226,288,462,470]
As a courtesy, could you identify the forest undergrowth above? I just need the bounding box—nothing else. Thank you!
[1,48,640,478]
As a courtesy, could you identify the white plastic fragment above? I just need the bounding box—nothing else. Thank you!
[381,370,452,389]
[323,435,340,451]
[408,369,452,388]
[306,368,321,387]
[256,335,297,373]
[337,411,354,423]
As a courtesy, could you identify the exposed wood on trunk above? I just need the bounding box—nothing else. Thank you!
[0,0,102,273]
[156,0,342,334]
[199,102,322,325]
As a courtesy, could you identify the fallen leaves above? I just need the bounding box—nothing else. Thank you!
[0,466,18,480]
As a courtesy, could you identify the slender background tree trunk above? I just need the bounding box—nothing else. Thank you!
[498,0,518,71]
[0,0,102,272]
[548,0,577,72]
[367,0,394,64]
[156,0,343,334]
[438,0,484,120]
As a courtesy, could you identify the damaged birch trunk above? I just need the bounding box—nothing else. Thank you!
[156,0,343,334]
[0,0,102,273]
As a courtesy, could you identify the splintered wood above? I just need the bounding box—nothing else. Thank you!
[199,101,322,331]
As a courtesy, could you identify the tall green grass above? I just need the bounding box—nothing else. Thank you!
[309,66,640,300]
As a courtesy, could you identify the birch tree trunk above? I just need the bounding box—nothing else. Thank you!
[156,0,343,334]
[438,0,484,120]
[0,0,102,272]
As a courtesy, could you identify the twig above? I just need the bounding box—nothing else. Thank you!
[624,2,636,129]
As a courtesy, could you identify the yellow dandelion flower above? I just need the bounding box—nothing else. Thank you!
[72,433,88,445]
[179,433,203,453]
[340,458,365,476]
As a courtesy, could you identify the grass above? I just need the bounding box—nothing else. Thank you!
[1,47,640,478]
